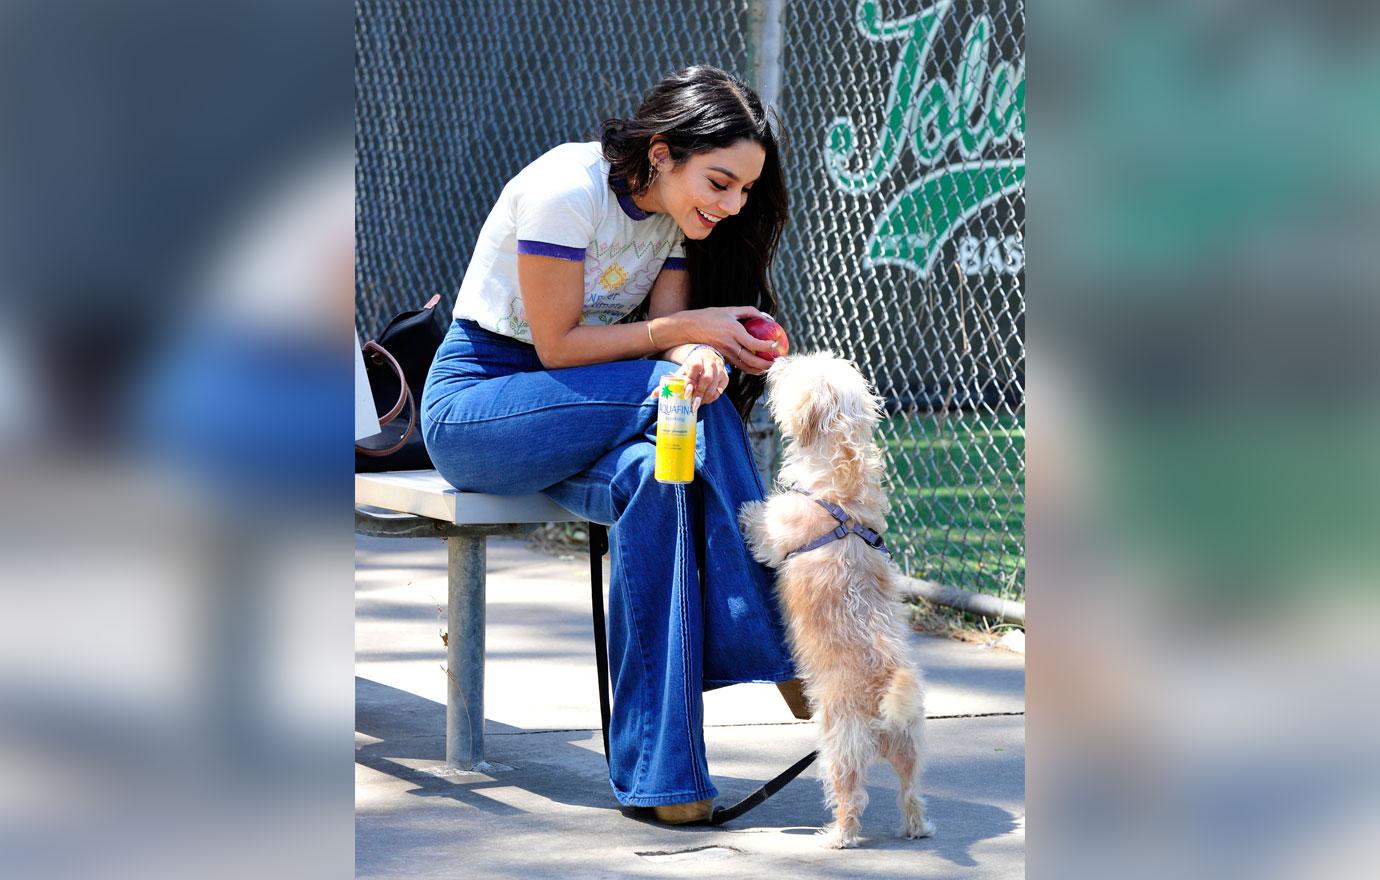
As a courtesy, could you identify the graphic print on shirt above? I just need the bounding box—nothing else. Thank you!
[598,263,629,292]
[578,237,682,326]
[497,297,530,340]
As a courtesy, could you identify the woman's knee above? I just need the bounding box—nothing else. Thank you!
[645,359,680,394]
[608,442,661,512]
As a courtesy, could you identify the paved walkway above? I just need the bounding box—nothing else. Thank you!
[356,534,1025,879]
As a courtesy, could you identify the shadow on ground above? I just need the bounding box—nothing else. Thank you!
[356,677,1018,868]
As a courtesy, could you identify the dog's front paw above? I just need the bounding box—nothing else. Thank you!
[737,501,776,566]
[901,818,936,839]
[818,824,861,849]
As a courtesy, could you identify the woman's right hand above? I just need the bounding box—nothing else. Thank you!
[673,306,780,375]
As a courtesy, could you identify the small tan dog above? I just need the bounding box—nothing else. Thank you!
[739,352,933,849]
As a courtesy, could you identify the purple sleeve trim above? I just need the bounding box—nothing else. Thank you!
[517,240,586,261]
[663,256,688,271]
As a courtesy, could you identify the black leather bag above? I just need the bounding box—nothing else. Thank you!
[355,294,446,472]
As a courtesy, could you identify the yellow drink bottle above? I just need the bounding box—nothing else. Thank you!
[654,375,696,484]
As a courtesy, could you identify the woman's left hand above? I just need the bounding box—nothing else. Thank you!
[678,345,730,408]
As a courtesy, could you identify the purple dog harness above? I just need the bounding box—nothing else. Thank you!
[781,487,893,561]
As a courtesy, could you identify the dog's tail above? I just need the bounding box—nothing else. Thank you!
[879,666,924,728]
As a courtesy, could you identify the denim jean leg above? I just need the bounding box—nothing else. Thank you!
[695,396,798,688]
[550,438,717,807]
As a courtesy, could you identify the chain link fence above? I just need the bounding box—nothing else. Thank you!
[773,0,1024,600]
[356,0,1024,601]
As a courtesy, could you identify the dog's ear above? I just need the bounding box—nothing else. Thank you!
[833,403,878,496]
[835,436,864,496]
[831,373,884,495]
[793,382,839,448]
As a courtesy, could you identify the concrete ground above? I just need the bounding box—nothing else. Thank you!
[356,534,1025,879]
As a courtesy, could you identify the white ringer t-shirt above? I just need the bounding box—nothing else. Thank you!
[453,141,687,342]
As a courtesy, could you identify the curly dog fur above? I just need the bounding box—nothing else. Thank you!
[739,352,934,849]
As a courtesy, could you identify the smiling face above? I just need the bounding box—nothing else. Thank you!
[639,139,766,240]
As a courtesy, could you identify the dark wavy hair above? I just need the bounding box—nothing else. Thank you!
[601,65,788,422]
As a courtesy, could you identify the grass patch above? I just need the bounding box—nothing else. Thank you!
[877,409,1025,601]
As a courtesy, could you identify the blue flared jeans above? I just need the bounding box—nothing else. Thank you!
[420,319,795,807]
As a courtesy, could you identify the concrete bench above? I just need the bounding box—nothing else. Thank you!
[355,469,609,773]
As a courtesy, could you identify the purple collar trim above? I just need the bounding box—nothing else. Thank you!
[610,176,651,221]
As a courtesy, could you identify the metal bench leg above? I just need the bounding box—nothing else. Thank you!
[447,531,487,771]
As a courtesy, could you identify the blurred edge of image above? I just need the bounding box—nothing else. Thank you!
[0,1,1375,878]
[1030,2,1380,879]
[0,2,353,878]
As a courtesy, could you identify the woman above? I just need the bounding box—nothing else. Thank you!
[421,65,802,823]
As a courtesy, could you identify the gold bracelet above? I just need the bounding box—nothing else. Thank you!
[647,320,657,351]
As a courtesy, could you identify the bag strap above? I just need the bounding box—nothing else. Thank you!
[355,340,418,458]
[588,524,816,825]
[362,340,410,424]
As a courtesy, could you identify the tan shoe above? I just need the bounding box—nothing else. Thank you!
[776,677,813,720]
[651,798,714,825]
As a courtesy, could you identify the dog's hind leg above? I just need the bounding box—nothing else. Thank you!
[880,724,935,839]
[818,715,873,848]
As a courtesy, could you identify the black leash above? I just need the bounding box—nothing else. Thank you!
[589,525,613,764]
[706,749,818,825]
[588,524,816,825]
